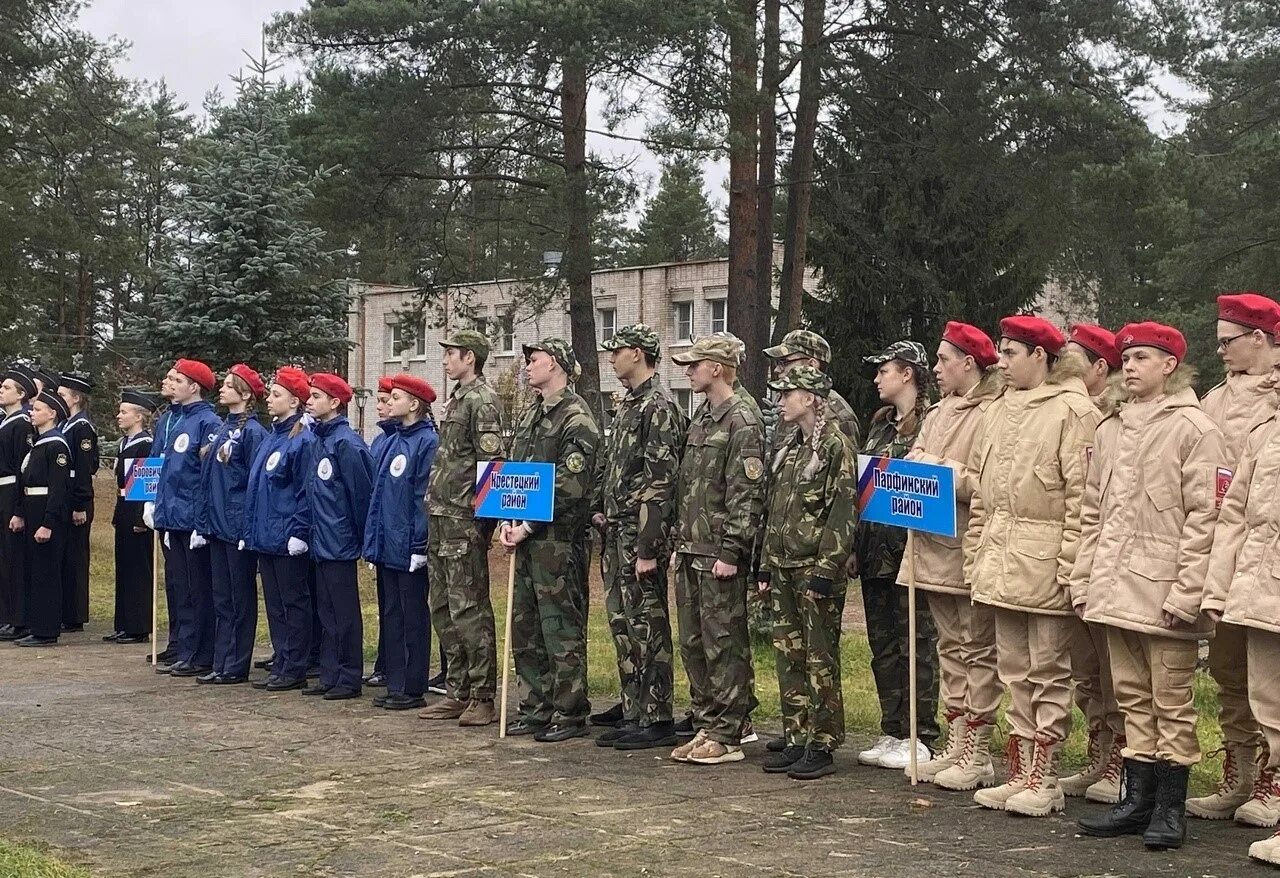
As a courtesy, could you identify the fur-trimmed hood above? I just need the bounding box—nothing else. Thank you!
[957,367,1004,412]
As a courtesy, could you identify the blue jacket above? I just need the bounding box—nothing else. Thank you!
[369,418,398,466]
[153,400,222,532]
[363,418,438,572]
[306,416,374,562]
[198,412,269,543]
[244,414,316,556]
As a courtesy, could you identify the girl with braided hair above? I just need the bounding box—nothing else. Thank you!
[757,365,858,779]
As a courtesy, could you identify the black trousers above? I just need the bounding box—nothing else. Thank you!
[25,523,66,639]
[0,505,26,627]
[61,517,91,625]
[113,525,153,635]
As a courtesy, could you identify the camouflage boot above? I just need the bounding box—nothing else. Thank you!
[973,733,1032,809]
[1060,726,1109,797]
[913,712,967,783]
[1005,735,1066,817]
[1235,764,1280,828]
[935,719,997,791]
[1187,743,1259,820]
[1084,735,1126,804]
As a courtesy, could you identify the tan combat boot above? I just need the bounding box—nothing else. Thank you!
[973,734,1033,809]
[1251,829,1280,864]
[1187,743,1259,820]
[1084,735,1125,804]
[1236,766,1280,827]
[1060,726,1109,797]
[935,719,997,791]
[913,712,967,783]
[458,699,496,727]
[419,697,468,720]
[1005,735,1066,817]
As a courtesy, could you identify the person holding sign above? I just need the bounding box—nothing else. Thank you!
[363,373,439,710]
[0,366,35,642]
[245,367,317,692]
[500,339,600,742]
[197,365,268,684]
[57,371,98,633]
[1070,322,1225,850]
[854,340,939,771]
[668,334,765,765]
[897,322,1003,790]
[757,366,857,779]
[965,316,1100,817]
[10,388,73,647]
[107,390,159,644]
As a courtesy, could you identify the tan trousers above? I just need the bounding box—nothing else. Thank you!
[993,607,1074,742]
[1108,627,1199,766]
[928,592,1001,722]
[1210,621,1262,747]
[1069,616,1124,736]
[1246,628,1280,772]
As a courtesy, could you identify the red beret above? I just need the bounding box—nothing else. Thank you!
[941,321,998,368]
[390,373,436,405]
[1116,322,1187,361]
[998,316,1065,356]
[310,372,353,406]
[228,363,265,398]
[1068,324,1121,370]
[1274,321,1280,344]
[174,358,215,391]
[376,376,393,394]
[1218,293,1280,333]
[273,366,310,402]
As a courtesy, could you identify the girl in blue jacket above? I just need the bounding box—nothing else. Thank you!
[304,373,374,700]
[196,364,268,684]
[244,367,317,691]
[363,373,439,710]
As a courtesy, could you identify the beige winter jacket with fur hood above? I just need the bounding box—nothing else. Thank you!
[1201,371,1277,465]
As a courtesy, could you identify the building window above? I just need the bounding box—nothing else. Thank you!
[390,318,427,357]
[674,301,694,342]
[709,299,727,335]
[473,314,488,338]
[598,308,616,345]
[674,389,696,418]
[499,312,514,353]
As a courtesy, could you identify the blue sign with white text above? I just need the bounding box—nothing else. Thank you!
[473,461,556,523]
[856,455,957,538]
[123,456,165,502]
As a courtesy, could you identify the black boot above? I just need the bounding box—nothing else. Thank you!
[1079,758,1157,837]
[1143,761,1189,850]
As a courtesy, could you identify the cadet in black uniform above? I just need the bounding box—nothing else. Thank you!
[11,389,72,647]
[0,365,36,641]
[58,371,98,632]
[107,390,158,644]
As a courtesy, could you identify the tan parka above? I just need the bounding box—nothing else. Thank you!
[964,354,1100,616]
[1201,371,1277,464]
[896,368,1003,595]
[1202,412,1280,634]
[1070,383,1226,640]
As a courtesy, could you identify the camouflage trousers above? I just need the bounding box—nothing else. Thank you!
[428,516,497,701]
[512,535,590,725]
[771,568,846,751]
[861,577,941,747]
[601,533,674,726]
[674,553,753,745]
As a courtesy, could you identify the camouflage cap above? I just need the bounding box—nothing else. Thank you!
[763,329,831,364]
[602,323,660,357]
[523,337,581,379]
[707,330,747,364]
[767,364,832,397]
[671,334,741,367]
[440,329,490,360]
[864,339,930,369]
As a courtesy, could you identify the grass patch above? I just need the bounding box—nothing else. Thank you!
[0,840,88,878]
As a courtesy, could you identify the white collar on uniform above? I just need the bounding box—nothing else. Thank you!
[34,433,69,450]
[121,432,151,452]
[0,410,29,430]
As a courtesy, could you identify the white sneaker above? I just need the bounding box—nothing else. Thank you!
[878,738,932,770]
[858,735,901,766]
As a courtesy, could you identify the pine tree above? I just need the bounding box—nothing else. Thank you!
[125,53,349,374]
[628,155,724,264]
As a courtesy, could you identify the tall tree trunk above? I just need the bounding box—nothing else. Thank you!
[559,54,601,418]
[774,0,825,343]
[726,0,764,398]
[756,0,780,340]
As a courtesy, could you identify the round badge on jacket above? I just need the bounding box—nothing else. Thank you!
[317,458,333,481]
[265,450,282,471]
[80,438,92,451]
[174,433,190,453]
[390,453,408,477]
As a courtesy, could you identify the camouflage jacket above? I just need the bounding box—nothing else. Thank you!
[675,392,766,568]
[760,419,858,591]
[510,386,600,539]
[427,376,505,520]
[593,376,688,560]
[854,403,924,580]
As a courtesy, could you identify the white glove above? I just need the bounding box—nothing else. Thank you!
[163,532,170,549]
[189,532,207,550]
[142,502,155,529]
[409,554,428,573]
[238,539,246,551]
[287,537,308,556]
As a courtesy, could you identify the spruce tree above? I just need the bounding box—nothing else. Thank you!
[628,155,725,265]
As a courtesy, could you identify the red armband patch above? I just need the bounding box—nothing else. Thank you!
[1217,467,1233,508]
